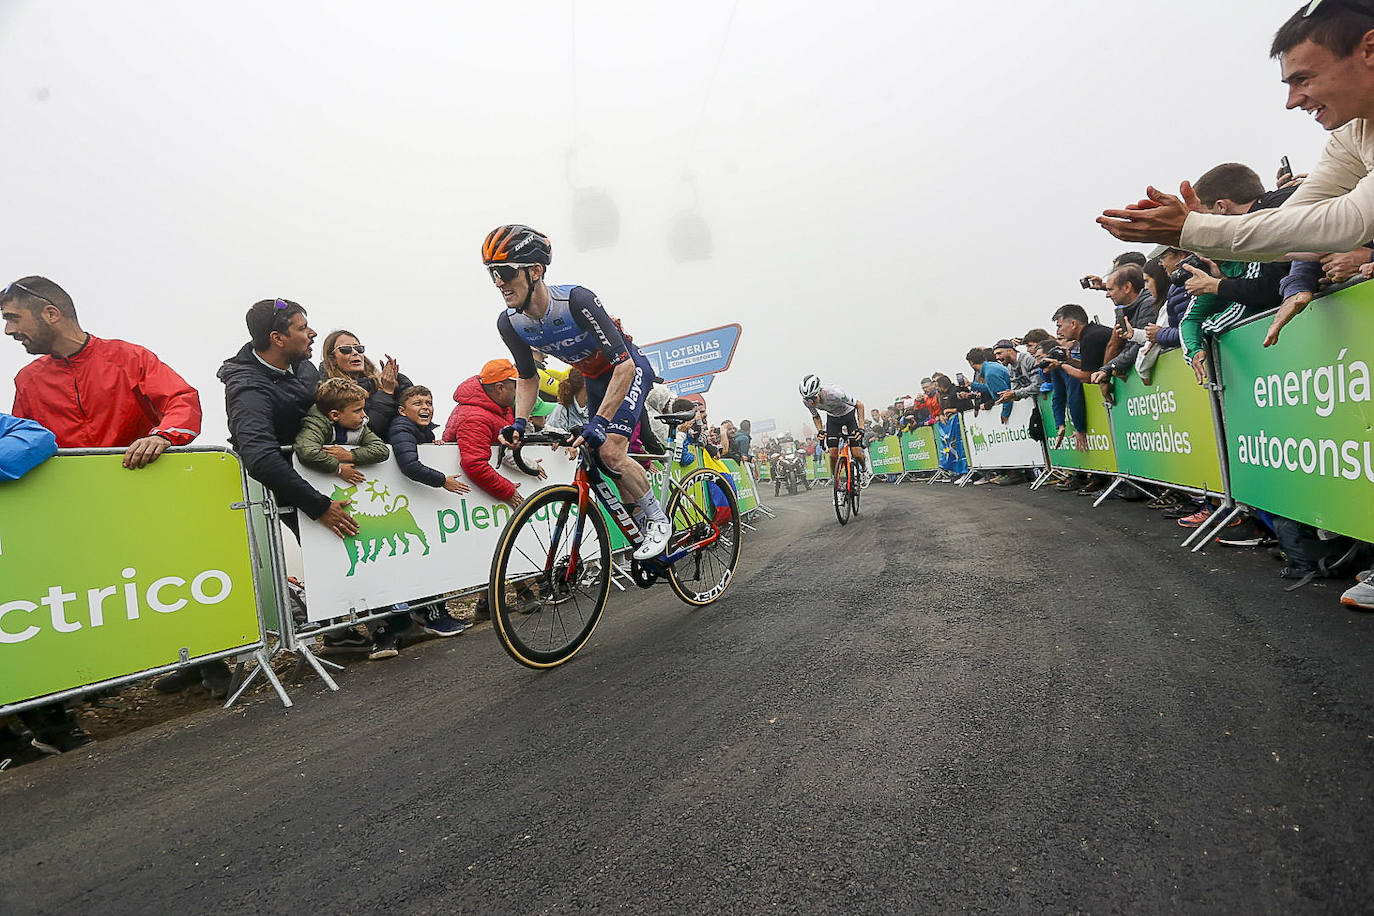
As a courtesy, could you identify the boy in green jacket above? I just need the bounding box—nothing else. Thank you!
[294,377,390,482]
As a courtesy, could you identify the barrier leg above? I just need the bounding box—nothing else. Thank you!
[1029,468,1054,490]
[1123,478,1157,500]
[224,646,293,709]
[610,555,633,591]
[295,643,341,692]
[1091,477,1123,508]
[1189,503,1243,553]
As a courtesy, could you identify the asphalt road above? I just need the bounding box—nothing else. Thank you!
[2,480,1371,915]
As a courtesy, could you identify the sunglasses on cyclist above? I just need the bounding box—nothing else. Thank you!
[3,280,60,310]
[489,264,535,283]
[334,344,365,355]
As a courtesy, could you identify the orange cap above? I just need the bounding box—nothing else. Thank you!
[479,358,518,385]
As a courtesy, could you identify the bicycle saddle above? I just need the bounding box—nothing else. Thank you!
[655,410,700,427]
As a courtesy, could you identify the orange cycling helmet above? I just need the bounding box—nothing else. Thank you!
[482,224,552,266]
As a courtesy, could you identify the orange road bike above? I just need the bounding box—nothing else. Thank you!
[488,412,742,669]
[832,429,863,525]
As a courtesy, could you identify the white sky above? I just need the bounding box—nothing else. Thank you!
[0,0,1328,443]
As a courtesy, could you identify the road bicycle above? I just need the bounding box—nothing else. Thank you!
[832,429,864,525]
[488,411,743,669]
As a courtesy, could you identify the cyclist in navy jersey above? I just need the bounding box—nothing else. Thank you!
[483,224,672,560]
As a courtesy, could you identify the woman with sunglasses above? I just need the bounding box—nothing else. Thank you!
[320,330,413,442]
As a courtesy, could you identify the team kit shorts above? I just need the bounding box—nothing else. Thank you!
[583,356,655,440]
[824,410,865,450]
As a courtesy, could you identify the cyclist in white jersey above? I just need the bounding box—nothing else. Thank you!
[798,374,868,482]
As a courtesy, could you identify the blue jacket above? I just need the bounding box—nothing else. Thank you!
[971,361,1013,419]
[388,415,446,488]
[1152,283,1191,350]
[0,413,58,481]
[1048,343,1088,433]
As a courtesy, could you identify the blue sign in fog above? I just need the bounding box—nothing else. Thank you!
[639,323,742,383]
[667,374,714,396]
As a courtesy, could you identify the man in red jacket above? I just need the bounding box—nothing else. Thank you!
[2,277,201,468]
[442,358,541,508]
[441,358,541,618]
[3,277,216,710]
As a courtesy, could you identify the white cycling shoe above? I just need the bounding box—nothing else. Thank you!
[633,518,673,560]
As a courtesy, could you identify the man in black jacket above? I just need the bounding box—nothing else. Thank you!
[218,299,357,539]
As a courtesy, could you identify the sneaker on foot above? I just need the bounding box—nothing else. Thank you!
[991,473,1023,486]
[633,518,673,560]
[1341,573,1374,610]
[513,588,542,615]
[368,630,400,660]
[321,629,372,651]
[199,660,233,699]
[411,607,471,637]
[1163,501,1204,520]
[1176,506,1214,528]
[1216,519,1273,547]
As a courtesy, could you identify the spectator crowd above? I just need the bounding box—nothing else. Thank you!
[758,5,1374,620]
[5,3,1374,768]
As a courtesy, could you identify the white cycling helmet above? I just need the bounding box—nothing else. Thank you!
[799,374,821,399]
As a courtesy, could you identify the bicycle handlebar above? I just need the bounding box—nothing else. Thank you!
[510,427,622,481]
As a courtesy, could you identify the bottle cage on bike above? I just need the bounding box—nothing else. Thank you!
[510,427,622,480]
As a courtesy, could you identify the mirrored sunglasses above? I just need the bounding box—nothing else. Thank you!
[489,264,534,282]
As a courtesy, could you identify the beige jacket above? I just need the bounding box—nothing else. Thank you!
[1181,119,1374,261]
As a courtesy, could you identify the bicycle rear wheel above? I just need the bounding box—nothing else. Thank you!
[833,457,851,525]
[489,485,612,669]
[663,468,742,606]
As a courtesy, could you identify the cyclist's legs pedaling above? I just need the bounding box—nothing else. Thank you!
[825,412,865,472]
[585,359,669,532]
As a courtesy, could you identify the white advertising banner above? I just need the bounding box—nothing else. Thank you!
[961,400,1044,470]
[296,445,577,621]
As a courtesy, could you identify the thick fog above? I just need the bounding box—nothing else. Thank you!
[0,1,1325,442]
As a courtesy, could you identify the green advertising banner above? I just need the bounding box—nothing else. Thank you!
[1037,391,1118,473]
[900,428,939,472]
[867,436,904,475]
[721,459,760,514]
[806,456,830,480]
[0,452,262,708]
[1215,283,1374,541]
[1108,349,1225,492]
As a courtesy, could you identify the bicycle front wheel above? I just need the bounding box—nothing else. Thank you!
[833,458,851,525]
[664,468,743,606]
[489,485,612,669]
[851,465,862,517]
